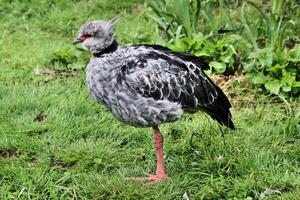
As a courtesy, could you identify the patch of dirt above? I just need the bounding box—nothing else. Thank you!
[210,74,256,107]
[26,128,49,136]
[50,159,77,169]
[33,114,47,122]
[34,67,83,82]
[211,74,245,94]
[30,156,42,164]
[131,3,144,13]
[0,149,20,158]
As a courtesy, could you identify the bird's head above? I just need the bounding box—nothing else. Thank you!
[73,19,116,54]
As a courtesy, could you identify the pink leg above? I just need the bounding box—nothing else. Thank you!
[126,126,170,183]
[151,126,169,180]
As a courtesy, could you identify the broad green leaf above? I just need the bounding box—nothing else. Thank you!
[247,73,268,84]
[181,38,194,46]
[282,85,291,92]
[194,51,212,57]
[193,39,215,56]
[169,37,194,52]
[267,64,286,74]
[281,71,296,86]
[243,61,256,72]
[265,80,281,95]
[293,81,300,88]
[194,40,204,50]
[289,44,300,59]
[220,47,234,63]
[209,61,226,73]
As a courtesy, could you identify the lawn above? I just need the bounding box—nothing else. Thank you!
[0,0,299,199]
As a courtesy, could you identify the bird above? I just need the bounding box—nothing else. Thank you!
[73,19,234,183]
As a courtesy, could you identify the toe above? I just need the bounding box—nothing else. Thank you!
[126,173,170,183]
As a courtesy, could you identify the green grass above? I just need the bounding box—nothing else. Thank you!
[1,0,300,199]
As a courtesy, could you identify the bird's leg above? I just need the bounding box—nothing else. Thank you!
[150,126,170,181]
[126,126,170,183]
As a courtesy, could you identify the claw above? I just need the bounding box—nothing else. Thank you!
[126,173,170,183]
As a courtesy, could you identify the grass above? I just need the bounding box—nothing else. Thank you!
[0,0,300,199]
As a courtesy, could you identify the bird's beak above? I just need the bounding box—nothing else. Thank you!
[73,37,83,45]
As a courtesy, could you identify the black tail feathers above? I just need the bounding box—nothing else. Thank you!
[204,86,235,129]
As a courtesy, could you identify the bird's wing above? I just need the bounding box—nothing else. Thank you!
[118,45,234,128]
[119,45,221,108]
[136,44,211,70]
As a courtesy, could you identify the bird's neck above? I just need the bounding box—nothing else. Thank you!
[93,40,119,57]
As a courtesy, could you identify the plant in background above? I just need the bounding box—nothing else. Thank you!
[147,0,237,42]
[168,34,251,74]
[147,0,300,97]
[147,0,244,74]
[247,44,300,97]
[147,0,201,42]
[48,50,78,69]
[241,0,300,97]
[46,47,90,70]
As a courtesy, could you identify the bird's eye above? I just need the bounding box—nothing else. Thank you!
[79,34,92,41]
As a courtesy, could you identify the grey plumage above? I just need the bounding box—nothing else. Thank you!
[75,20,234,129]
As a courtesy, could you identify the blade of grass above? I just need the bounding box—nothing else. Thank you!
[241,3,258,49]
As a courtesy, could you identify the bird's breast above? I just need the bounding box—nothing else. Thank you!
[86,58,120,108]
[85,54,183,127]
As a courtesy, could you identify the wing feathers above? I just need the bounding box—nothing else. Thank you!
[120,45,234,128]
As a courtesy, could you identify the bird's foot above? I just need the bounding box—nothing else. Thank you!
[126,173,170,183]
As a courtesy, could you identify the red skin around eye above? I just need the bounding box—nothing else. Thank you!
[80,35,90,41]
